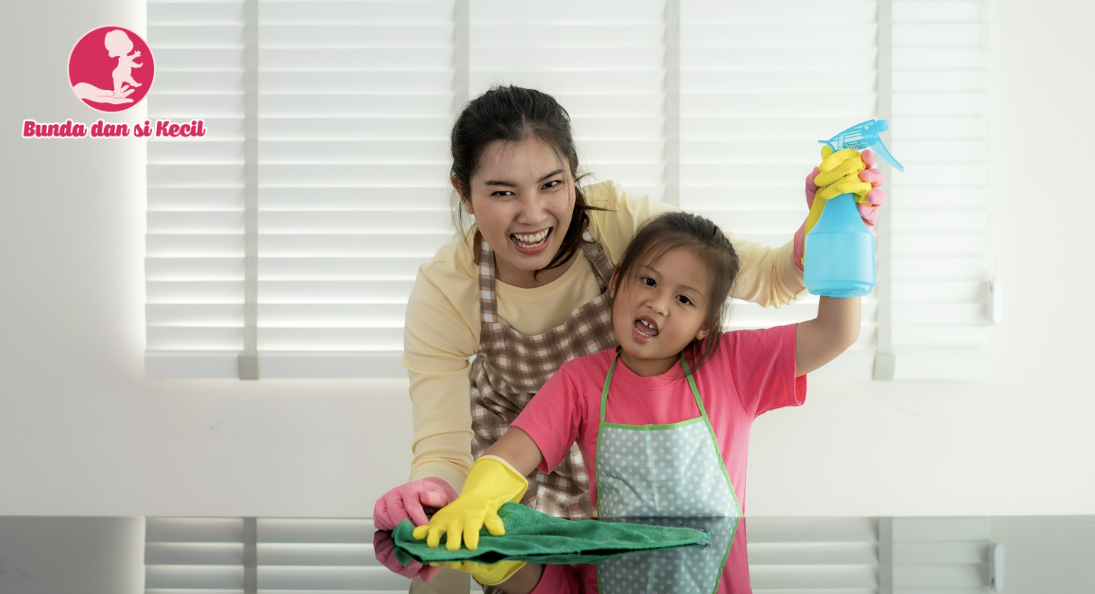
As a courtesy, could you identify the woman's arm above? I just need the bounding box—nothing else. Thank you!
[588,181,806,308]
[794,296,861,376]
[729,237,807,308]
[403,253,481,490]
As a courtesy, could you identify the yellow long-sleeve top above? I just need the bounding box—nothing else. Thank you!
[402,180,807,490]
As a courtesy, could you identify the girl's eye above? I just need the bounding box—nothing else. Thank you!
[542,180,561,190]
[490,190,514,197]
[640,276,656,287]
[676,295,693,306]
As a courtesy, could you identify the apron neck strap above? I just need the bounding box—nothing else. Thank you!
[600,352,710,423]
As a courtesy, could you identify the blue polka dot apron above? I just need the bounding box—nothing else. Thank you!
[595,353,742,593]
[597,517,741,594]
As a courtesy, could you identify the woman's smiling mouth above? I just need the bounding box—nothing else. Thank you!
[510,228,552,253]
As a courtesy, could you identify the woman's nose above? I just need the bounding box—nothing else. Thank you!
[516,194,548,223]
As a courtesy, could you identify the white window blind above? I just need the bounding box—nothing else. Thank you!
[888,0,995,379]
[471,0,668,202]
[146,0,995,380]
[146,0,455,379]
[679,0,881,379]
[146,0,248,377]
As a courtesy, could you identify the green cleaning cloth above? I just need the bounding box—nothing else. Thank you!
[392,502,710,565]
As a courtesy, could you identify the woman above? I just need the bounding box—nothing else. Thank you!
[373,85,884,529]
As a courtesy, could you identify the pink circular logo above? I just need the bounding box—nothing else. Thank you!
[69,26,154,112]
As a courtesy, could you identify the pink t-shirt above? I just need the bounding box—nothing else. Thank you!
[511,323,806,513]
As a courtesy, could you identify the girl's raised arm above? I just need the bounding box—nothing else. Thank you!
[794,296,861,377]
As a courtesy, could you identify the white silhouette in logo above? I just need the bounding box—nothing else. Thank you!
[71,29,144,105]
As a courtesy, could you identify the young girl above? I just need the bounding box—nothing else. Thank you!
[412,210,861,557]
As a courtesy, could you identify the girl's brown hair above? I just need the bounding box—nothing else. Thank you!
[449,85,603,274]
[610,211,741,372]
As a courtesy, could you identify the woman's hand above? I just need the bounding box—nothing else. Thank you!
[372,530,440,582]
[373,477,459,531]
[793,148,887,270]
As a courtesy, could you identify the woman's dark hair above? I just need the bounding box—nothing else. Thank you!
[610,211,741,373]
[449,85,602,274]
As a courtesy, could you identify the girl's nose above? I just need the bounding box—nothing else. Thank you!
[646,292,669,315]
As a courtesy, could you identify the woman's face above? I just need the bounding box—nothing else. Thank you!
[459,137,576,287]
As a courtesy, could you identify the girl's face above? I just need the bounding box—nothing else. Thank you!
[610,247,712,377]
[459,138,576,288]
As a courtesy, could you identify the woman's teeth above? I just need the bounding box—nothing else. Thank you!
[511,229,550,247]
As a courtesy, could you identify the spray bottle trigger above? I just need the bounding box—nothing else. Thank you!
[869,139,905,172]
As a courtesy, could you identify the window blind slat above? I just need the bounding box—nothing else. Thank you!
[262,70,454,93]
[147,0,245,25]
[149,164,244,187]
[261,24,454,47]
[258,164,452,186]
[258,235,449,257]
[148,281,243,303]
[258,211,451,234]
[148,24,243,47]
[261,0,454,23]
[259,328,402,351]
[148,327,243,350]
[260,94,453,117]
[260,117,452,140]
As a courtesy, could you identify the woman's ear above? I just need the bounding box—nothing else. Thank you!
[452,175,473,215]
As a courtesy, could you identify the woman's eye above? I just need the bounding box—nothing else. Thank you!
[676,295,693,306]
[640,276,656,287]
[542,180,561,190]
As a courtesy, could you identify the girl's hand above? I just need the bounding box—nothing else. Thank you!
[372,477,458,531]
[793,148,887,270]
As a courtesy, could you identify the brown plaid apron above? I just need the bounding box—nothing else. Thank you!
[469,232,617,519]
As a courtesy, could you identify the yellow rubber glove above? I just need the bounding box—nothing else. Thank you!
[411,455,528,551]
[433,559,528,586]
[803,146,876,237]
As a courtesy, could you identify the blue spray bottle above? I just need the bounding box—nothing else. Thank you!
[804,119,904,297]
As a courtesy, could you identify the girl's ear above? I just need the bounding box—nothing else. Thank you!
[694,315,719,342]
[609,266,620,299]
[452,175,473,215]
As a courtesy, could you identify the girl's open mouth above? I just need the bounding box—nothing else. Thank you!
[632,316,659,343]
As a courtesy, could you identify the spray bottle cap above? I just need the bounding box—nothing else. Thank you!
[819,119,904,172]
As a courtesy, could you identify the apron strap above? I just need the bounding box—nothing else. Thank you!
[600,353,708,423]
[579,231,614,293]
[477,239,500,324]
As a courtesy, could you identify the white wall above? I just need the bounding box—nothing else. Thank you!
[1,0,1093,518]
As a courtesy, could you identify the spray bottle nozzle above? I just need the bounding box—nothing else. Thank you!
[819,119,904,172]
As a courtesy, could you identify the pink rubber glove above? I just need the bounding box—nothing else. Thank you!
[373,477,459,531]
[373,529,440,582]
[792,148,887,271]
